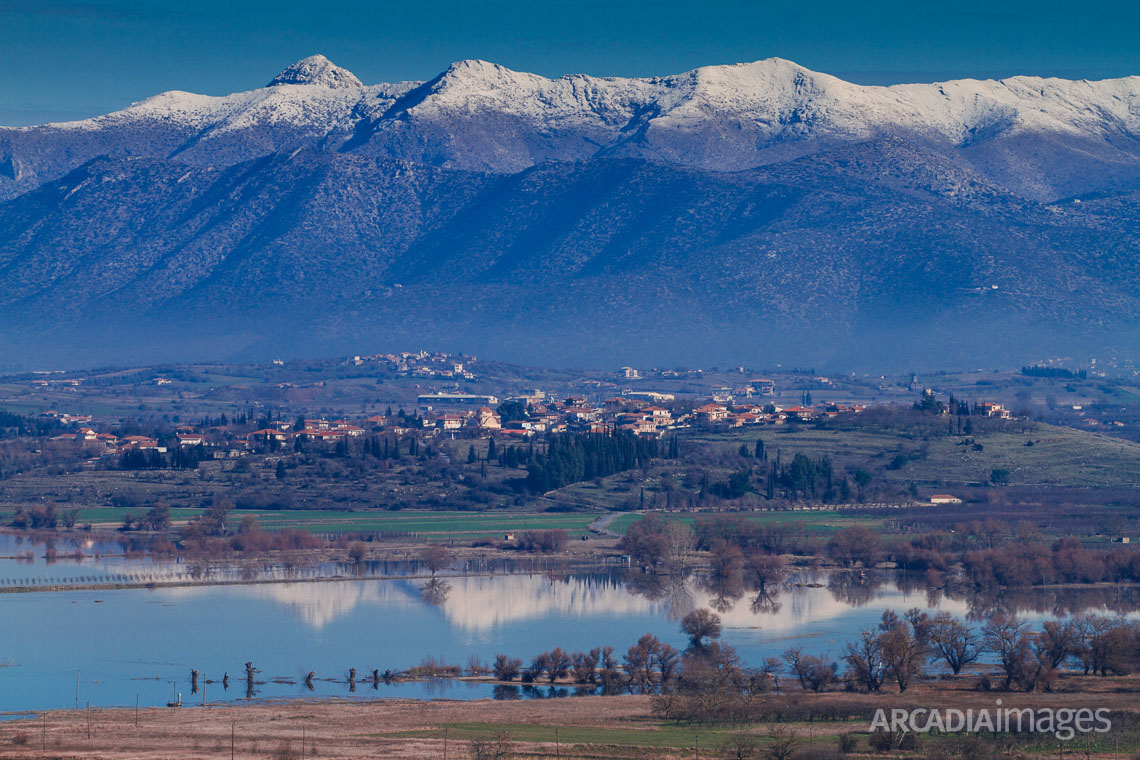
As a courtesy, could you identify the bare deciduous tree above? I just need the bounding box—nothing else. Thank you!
[419,544,453,575]
[681,608,722,649]
[928,613,981,675]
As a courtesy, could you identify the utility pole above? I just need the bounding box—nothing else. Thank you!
[87,702,91,739]
[135,694,139,728]
[231,720,235,760]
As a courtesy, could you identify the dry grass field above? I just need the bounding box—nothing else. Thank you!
[8,677,1140,759]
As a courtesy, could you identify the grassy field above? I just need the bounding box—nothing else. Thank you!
[244,509,601,539]
[378,720,790,752]
[607,510,885,536]
[691,421,1140,488]
[7,507,603,540]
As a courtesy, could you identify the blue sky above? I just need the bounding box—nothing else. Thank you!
[1,0,1138,125]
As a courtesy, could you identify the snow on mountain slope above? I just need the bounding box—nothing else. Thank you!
[1,55,1139,201]
[267,53,363,89]
[380,57,1140,145]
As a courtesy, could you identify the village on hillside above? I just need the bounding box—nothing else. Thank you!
[17,352,1029,476]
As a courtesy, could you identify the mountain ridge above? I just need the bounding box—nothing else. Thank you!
[2,57,1140,369]
[3,56,1140,201]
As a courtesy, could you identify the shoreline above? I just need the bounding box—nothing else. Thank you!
[0,566,595,595]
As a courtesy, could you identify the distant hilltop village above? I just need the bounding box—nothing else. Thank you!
[19,351,882,465]
[7,352,1133,517]
[16,352,1123,478]
[38,369,810,462]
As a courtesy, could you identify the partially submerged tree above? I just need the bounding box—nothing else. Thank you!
[681,608,722,650]
[419,544,453,576]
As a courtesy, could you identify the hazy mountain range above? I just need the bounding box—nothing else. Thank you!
[2,55,1139,370]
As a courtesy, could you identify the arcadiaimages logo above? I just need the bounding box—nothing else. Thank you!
[870,700,1112,741]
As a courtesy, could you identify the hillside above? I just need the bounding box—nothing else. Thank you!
[1,57,1140,369]
[2,140,1140,369]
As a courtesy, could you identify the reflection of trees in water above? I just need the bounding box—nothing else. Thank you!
[625,568,788,619]
[666,575,695,621]
[546,568,1140,631]
[622,569,667,601]
[493,684,521,700]
[422,676,452,697]
[826,570,889,606]
[701,573,744,614]
[946,583,1140,621]
[622,568,696,619]
[519,684,572,699]
[750,589,782,616]
[830,570,1140,621]
[420,577,451,606]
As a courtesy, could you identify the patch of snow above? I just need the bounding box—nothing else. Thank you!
[267,54,362,89]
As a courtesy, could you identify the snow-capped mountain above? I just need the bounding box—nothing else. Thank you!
[267,54,364,89]
[2,55,1140,201]
[2,56,1140,370]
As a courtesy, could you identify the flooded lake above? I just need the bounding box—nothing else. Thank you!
[4,533,1140,712]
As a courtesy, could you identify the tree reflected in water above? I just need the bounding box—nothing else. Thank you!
[420,577,451,606]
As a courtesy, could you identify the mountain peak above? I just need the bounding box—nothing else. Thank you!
[268,55,362,89]
[435,59,533,86]
[445,59,511,75]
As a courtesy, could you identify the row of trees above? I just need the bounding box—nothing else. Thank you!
[619,513,697,572]
[690,513,1140,590]
[491,609,724,696]
[1021,365,1086,379]
[832,609,1140,695]
[0,410,68,438]
[10,504,78,530]
[525,431,665,493]
[705,454,875,504]
[493,636,681,693]
[962,537,1140,587]
[118,444,207,471]
[648,606,1140,728]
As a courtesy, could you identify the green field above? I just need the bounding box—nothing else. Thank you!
[607,510,884,536]
[690,421,1140,488]
[246,509,600,539]
[13,507,602,539]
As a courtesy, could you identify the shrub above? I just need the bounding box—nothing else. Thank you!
[516,529,568,553]
[493,654,522,682]
[467,733,511,760]
[347,542,366,563]
[837,732,857,754]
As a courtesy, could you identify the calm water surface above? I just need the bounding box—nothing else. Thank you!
[3,534,1140,712]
